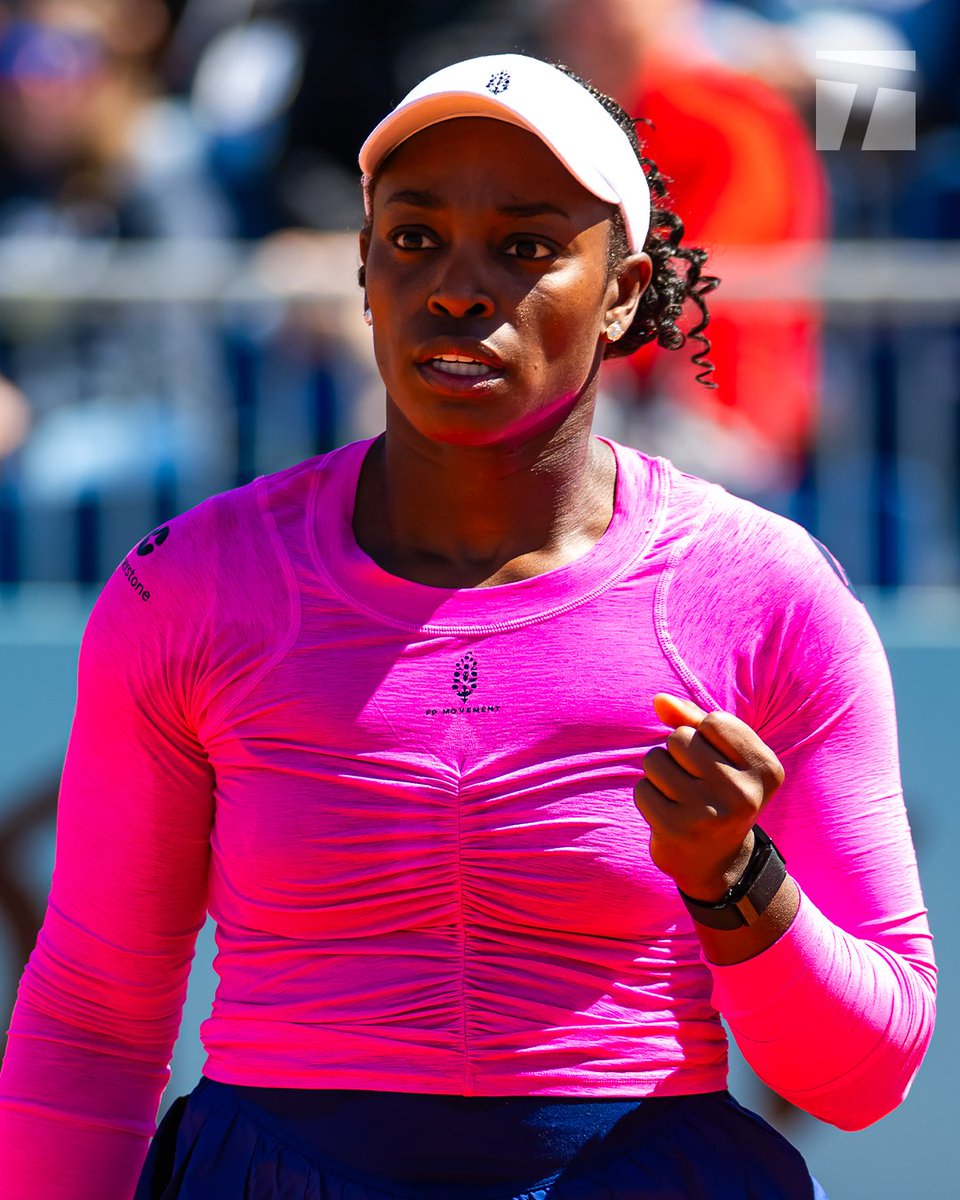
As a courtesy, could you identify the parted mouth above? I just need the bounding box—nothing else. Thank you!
[427,354,496,377]
[415,341,506,377]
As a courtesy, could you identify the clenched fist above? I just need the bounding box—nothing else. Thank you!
[634,693,785,902]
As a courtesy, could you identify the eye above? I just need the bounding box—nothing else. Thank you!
[504,238,555,261]
[389,228,439,251]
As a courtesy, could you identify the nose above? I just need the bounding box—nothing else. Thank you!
[427,255,496,320]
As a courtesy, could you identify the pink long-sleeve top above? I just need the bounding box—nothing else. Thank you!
[0,435,936,1199]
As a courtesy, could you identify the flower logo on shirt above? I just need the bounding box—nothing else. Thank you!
[425,654,498,717]
[452,653,479,702]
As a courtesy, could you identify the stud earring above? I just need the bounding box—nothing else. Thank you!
[363,307,373,327]
[607,320,624,342]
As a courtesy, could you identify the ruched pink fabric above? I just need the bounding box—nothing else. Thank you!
[0,437,936,1198]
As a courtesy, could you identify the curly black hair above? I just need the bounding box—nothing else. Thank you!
[557,66,719,387]
[359,61,719,388]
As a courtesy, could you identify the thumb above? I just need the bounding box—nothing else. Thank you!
[653,692,708,730]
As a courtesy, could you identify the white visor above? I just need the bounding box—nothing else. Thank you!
[358,54,651,253]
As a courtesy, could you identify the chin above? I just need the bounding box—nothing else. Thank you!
[386,377,586,449]
[407,416,519,449]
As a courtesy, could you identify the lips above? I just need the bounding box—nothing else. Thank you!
[427,354,495,377]
[414,341,506,390]
[416,340,504,369]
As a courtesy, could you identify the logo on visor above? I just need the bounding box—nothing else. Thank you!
[486,70,510,95]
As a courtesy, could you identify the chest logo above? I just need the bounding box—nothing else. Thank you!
[453,653,479,702]
[486,70,510,95]
[424,654,499,716]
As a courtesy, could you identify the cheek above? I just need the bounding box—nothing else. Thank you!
[362,258,407,365]
[520,276,606,373]
[362,252,392,312]
[364,262,429,366]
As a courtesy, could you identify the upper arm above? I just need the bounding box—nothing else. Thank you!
[667,503,934,981]
[25,533,218,1053]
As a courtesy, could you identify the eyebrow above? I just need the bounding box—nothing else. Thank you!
[383,188,444,209]
[498,202,571,220]
[382,189,571,221]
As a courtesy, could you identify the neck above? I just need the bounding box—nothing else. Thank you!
[352,407,617,589]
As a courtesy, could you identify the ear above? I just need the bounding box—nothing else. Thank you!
[358,228,370,293]
[603,252,652,342]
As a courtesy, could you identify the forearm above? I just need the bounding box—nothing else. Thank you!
[692,874,800,967]
[707,891,936,1130]
[656,491,938,1128]
[0,911,194,1200]
[0,1026,162,1200]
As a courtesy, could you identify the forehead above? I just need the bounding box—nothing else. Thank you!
[371,116,614,222]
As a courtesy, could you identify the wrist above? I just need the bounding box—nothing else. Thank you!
[678,826,787,930]
[697,875,800,966]
[672,830,756,903]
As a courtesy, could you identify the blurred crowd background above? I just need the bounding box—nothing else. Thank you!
[0,0,958,580]
[0,2,958,1196]
[0,0,955,585]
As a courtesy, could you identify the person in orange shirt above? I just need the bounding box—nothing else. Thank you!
[545,0,828,494]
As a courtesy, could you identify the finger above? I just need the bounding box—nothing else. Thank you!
[659,731,773,824]
[633,775,685,833]
[634,773,723,843]
[656,695,761,772]
[653,693,707,731]
[696,711,788,785]
[654,694,740,776]
[663,724,730,779]
[641,746,704,803]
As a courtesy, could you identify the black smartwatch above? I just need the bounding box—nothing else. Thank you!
[677,826,786,930]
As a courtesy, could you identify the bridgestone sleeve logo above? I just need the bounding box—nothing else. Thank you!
[136,526,171,556]
[120,557,152,602]
[120,525,171,602]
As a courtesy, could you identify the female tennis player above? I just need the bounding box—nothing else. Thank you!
[0,54,935,1199]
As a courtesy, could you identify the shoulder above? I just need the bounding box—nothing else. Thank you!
[732,496,860,619]
[82,463,314,713]
[89,454,314,653]
[667,467,859,611]
[106,452,330,607]
[660,467,875,720]
[102,479,262,619]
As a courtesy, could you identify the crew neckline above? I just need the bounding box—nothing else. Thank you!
[307,435,667,635]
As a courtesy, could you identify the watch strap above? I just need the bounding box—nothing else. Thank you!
[678,825,786,930]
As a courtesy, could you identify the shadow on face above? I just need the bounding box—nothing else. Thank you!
[359,117,627,447]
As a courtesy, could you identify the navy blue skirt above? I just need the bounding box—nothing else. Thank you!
[134,1078,828,1200]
